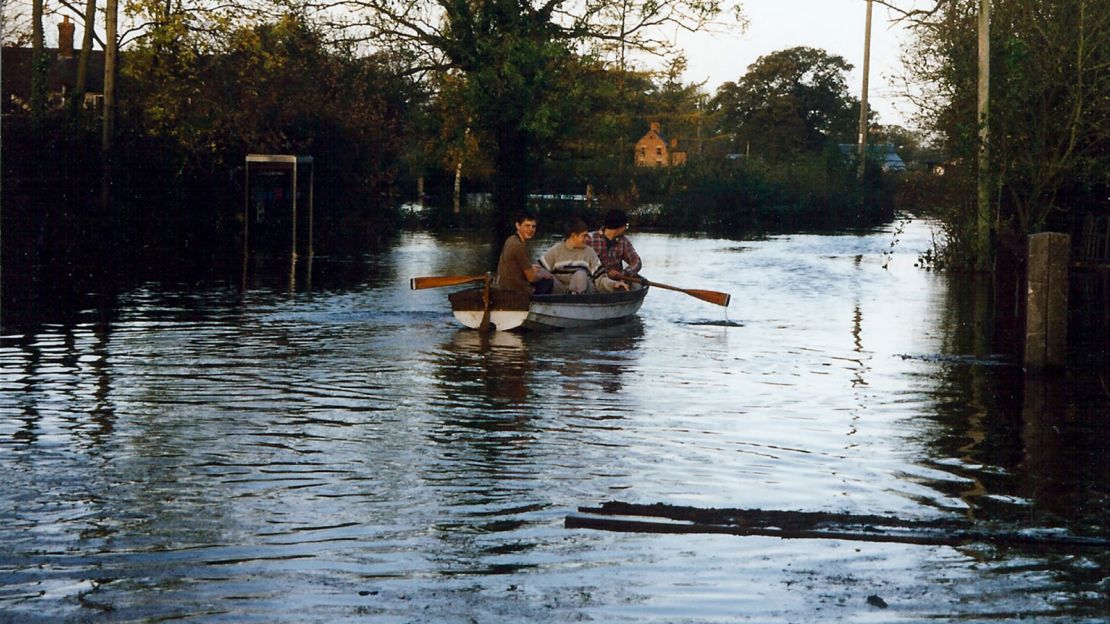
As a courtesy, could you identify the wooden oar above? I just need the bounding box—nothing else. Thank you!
[411,272,497,332]
[478,274,493,333]
[620,275,731,307]
[410,274,488,290]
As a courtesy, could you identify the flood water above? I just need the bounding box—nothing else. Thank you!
[1,218,1108,622]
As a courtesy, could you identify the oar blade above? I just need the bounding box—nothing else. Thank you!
[686,289,731,307]
[410,275,487,290]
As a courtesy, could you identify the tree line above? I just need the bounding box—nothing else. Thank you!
[5,0,1105,274]
[888,0,1110,270]
[5,0,888,265]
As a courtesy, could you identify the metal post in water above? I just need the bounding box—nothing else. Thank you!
[243,159,251,290]
[307,160,315,259]
[289,160,299,292]
[291,160,299,262]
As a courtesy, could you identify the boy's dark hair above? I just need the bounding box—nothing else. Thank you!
[564,217,589,238]
[604,209,629,229]
[514,210,537,225]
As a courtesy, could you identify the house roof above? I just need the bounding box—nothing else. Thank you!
[636,127,663,144]
[636,122,689,153]
[2,46,105,112]
[838,143,906,170]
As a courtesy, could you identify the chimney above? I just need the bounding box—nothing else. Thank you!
[58,16,75,58]
[649,122,661,133]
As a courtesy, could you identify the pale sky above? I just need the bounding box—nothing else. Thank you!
[673,0,914,128]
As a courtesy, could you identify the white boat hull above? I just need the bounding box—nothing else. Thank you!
[452,309,530,331]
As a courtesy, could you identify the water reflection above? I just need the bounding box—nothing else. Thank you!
[1,220,1108,621]
[439,329,532,407]
[542,319,645,399]
[6,311,116,448]
[921,271,1110,535]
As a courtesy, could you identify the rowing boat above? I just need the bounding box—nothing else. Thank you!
[447,283,649,331]
[412,272,727,331]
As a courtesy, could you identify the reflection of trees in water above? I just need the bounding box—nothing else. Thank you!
[423,329,539,576]
[439,329,533,407]
[917,274,1109,611]
[431,318,646,413]
[923,274,1109,535]
[240,247,400,293]
[7,311,117,446]
[537,318,646,402]
[423,320,646,573]
[424,320,645,477]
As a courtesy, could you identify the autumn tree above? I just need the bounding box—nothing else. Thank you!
[646,56,712,159]
[709,46,859,161]
[899,0,1110,250]
[117,11,415,219]
[548,63,655,191]
[317,0,736,231]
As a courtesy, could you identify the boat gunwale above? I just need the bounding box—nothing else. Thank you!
[528,284,648,306]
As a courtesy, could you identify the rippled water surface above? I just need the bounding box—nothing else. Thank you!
[2,219,1108,622]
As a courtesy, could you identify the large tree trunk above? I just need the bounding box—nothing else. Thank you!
[30,0,46,128]
[72,0,97,112]
[491,126,531,243]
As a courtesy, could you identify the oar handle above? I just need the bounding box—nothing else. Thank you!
[411,274,488,290]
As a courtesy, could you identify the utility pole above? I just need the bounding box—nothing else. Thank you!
[101,0,118,211]
[976,0,992,271]
[857,0,873,180]
[102,0,117,154]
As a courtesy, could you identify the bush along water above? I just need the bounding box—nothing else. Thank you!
[633,151,895,234]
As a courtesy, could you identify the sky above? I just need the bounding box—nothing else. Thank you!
[672,0,914,128]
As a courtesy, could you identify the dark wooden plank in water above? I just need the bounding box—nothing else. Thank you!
[567,501,1110,549]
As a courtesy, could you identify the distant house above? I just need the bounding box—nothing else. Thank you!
[2,17,105,115]
[635,122,687,168]
[837,143,906,172]
[915,151,951,176]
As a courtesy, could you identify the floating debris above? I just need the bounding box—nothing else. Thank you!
[566,501,1110,549]
[896,353,1016,367]
[687,320,744,327]
[866,595,889,609]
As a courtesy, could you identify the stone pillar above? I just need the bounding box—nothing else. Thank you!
[1024,232,1070,372]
